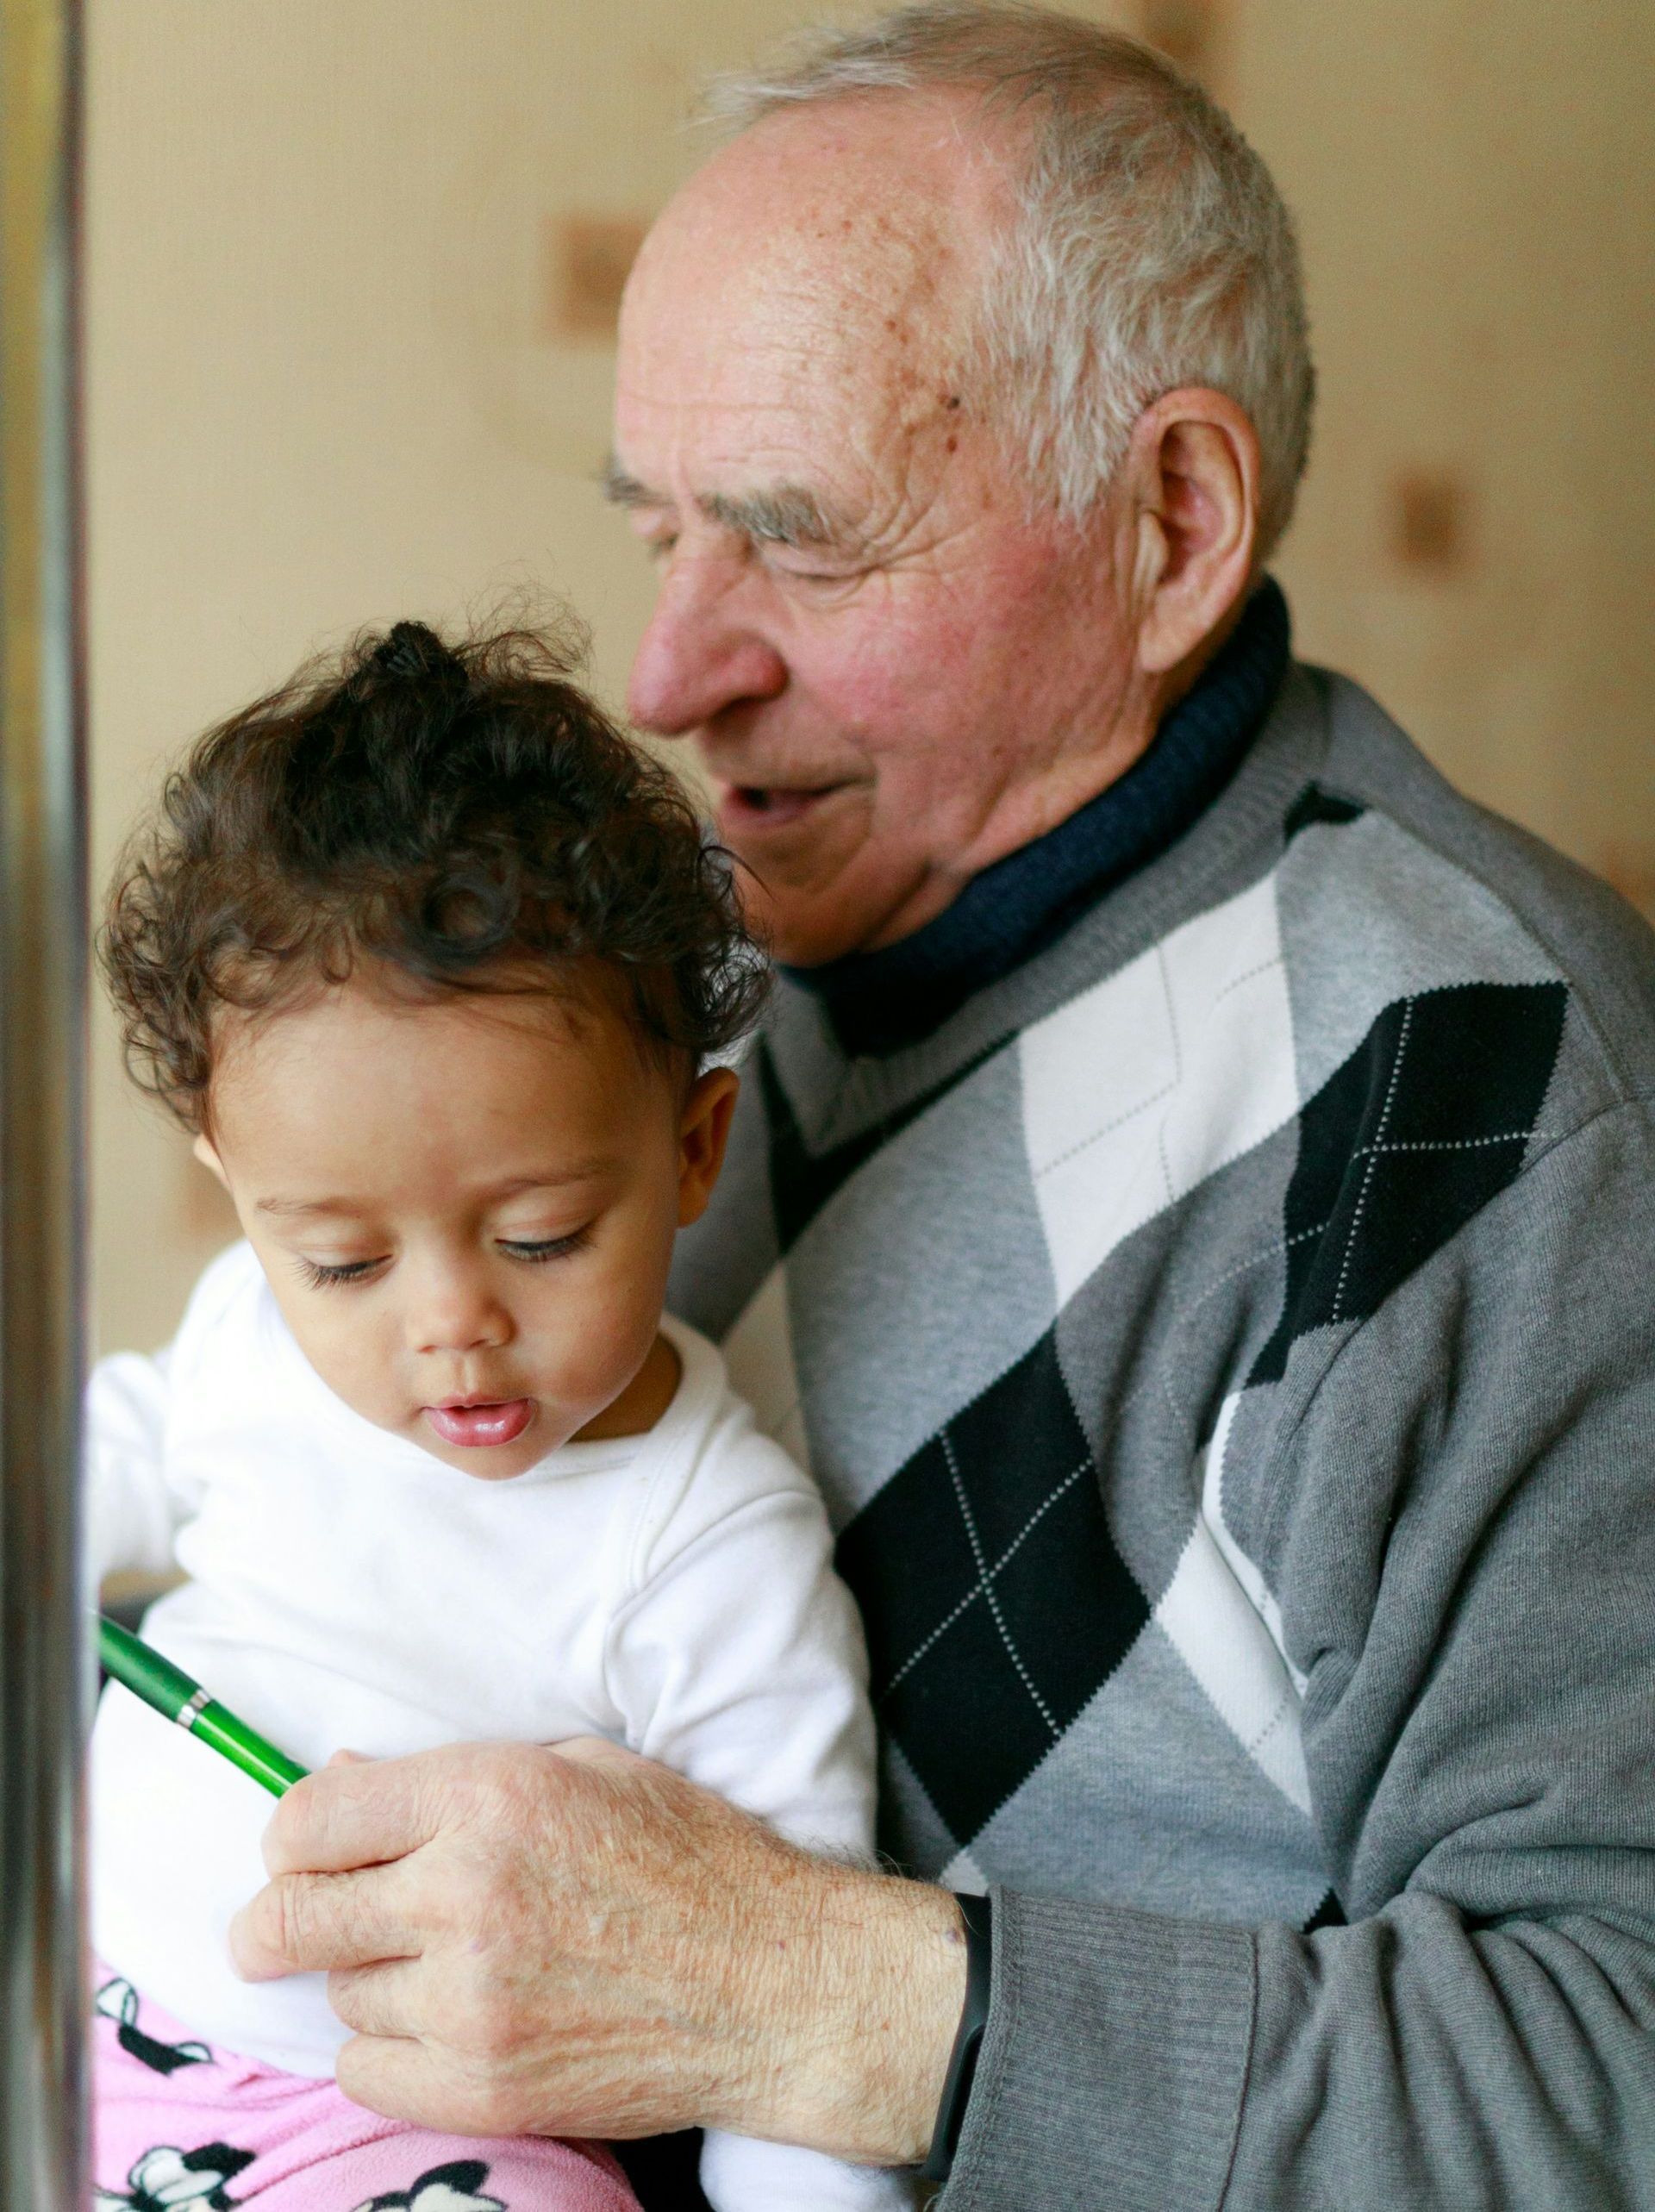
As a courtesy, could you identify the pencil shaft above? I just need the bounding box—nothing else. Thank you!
[190,1703,309,1796]
[97,1615,308,1796]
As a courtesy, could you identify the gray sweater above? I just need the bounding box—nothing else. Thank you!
[669,659,1655,2209]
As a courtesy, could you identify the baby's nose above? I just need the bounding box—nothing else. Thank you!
[408,1268,513,1354]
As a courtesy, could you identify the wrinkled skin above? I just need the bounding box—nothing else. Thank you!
[236,1740,966,2159]
[615,95,1259,965]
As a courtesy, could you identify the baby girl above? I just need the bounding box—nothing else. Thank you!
[88,619,910,2211]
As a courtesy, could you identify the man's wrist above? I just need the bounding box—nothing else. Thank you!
[723,1859,969,2165]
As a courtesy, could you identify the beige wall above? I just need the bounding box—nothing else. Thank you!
[87,0,1655,1355]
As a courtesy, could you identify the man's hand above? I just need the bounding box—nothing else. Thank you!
[229,1738,967,2160]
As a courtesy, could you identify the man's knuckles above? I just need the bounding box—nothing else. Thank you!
[445,1974,548,2073]
[232,1867,388,1977]
[339,2033,542,2139]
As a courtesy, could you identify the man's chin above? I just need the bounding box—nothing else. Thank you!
[712,787,946,967]
[735,860,929,971]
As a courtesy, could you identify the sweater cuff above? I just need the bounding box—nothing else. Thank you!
[941,1890,1257,2212]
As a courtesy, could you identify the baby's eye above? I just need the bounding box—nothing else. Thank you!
[297,1255,388,1290]
[498,1229,590,1265]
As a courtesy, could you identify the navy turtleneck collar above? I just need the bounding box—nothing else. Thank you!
[782,575,1291,1057]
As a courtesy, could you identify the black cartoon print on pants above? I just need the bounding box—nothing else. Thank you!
[96,1977,212,2077]
[353,2162,508,2212]
[93,2141,254,2211]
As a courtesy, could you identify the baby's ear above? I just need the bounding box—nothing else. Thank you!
[191,1130,232,1192]
[678,1065,740,1228]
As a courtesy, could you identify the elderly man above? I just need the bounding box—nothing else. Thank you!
[233,7,1655,2205]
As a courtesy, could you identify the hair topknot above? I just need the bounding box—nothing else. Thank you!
[102,612,768,1129]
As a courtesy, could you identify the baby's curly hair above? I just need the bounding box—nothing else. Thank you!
[102,615,766,1131]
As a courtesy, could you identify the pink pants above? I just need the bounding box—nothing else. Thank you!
[93,1968,640,2212]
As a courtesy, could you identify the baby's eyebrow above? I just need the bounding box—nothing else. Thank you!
[256,1195,359,1219]
[255,1165,621,1220]
[489,1165,621,1197]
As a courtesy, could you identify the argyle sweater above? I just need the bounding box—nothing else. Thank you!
[669,626,1655,2209]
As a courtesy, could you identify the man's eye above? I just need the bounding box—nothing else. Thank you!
[499,1230,590,1265]
[297,1256,388,1290]
[764,553,860,589]
[644,534,678,563]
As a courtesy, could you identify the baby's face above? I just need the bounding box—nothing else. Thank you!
[197,972,736,1478]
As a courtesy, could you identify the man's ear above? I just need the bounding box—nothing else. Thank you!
[1125,386,1261,678]
[192,1129,232,1192]
[677,1066,740,1228]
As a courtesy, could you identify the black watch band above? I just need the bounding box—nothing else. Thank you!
[921,1890,994,2184]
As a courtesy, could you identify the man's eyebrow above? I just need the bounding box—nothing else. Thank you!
[600,457,660,510]
[600,456,855,553]
[699,484,840,550]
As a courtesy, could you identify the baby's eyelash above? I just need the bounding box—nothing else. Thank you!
[295,1232,589,1289]
[498,1229,590,1265]
[297,1256,387,1290]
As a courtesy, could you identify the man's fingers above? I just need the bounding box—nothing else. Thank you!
[228,1863,428,1982]
[326,1956,429,2041]
[259,1752,441,1879]
[334,2032,497,2136]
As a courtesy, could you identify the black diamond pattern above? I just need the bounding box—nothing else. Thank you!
[836,1329,1149,1847]
[1252,981,1567,1384]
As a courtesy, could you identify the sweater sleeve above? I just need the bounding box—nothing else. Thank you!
[946,1102,1655,2212]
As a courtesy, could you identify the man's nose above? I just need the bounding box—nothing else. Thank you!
[627,552,787,738]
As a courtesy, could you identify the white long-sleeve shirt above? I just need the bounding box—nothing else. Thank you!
[90,1240,909,2212]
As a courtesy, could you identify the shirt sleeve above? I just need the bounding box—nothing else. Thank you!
[700,2132,915,2212]
[946,1102,1655,2211]
[84,1346,184,1590]
[608,1410,912,2212]
[605,1427,877,1855]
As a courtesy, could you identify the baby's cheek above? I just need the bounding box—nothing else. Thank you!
[290,1307,407,1430]
[540,1269,659,1403]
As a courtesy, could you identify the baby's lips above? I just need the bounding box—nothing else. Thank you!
[422,1397,534,1449]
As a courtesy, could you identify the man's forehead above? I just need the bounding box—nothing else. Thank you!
[612,293,917,538]
[617,103,989,397]
[647,94,977,266]
[610,99,1015,541]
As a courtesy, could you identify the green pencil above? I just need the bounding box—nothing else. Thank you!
[98,1614,309,1797]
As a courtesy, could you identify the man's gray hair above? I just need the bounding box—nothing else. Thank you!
[704,2,1315,553]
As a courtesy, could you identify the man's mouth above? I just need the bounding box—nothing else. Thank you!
[715,782,850,834]
[422,1397,534,1449]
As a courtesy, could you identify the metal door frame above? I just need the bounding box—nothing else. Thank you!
[0,0,89,2201]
